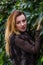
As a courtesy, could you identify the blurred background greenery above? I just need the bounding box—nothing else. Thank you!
[0,0,43,65]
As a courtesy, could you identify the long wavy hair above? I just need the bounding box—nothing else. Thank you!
[5,10,26,55]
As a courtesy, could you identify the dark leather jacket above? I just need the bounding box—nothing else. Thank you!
[9,30,41,65]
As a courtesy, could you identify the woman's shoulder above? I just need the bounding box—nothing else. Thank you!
[9,33,16,42]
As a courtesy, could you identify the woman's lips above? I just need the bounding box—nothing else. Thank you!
[22,26,25,29]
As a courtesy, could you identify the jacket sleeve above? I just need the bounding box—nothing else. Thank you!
[9,34,17,65]
[14,30,41,54]
[9,34,15,59]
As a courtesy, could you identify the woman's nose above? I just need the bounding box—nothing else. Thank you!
[21,22,24,26]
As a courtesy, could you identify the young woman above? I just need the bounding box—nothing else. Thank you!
[5,10,41,65]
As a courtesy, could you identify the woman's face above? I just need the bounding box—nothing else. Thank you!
[16,14,27,32]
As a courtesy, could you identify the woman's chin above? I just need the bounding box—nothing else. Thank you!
[20,29,26,32]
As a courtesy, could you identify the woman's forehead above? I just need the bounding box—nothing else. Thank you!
[16,14,26,21]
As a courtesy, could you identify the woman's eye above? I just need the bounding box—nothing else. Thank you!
[16,21,20,24]
[22,19,26,22]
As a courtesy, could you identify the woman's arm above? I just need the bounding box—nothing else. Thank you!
[14,30,40,54]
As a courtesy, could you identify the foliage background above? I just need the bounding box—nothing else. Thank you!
[0,0,43,65]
